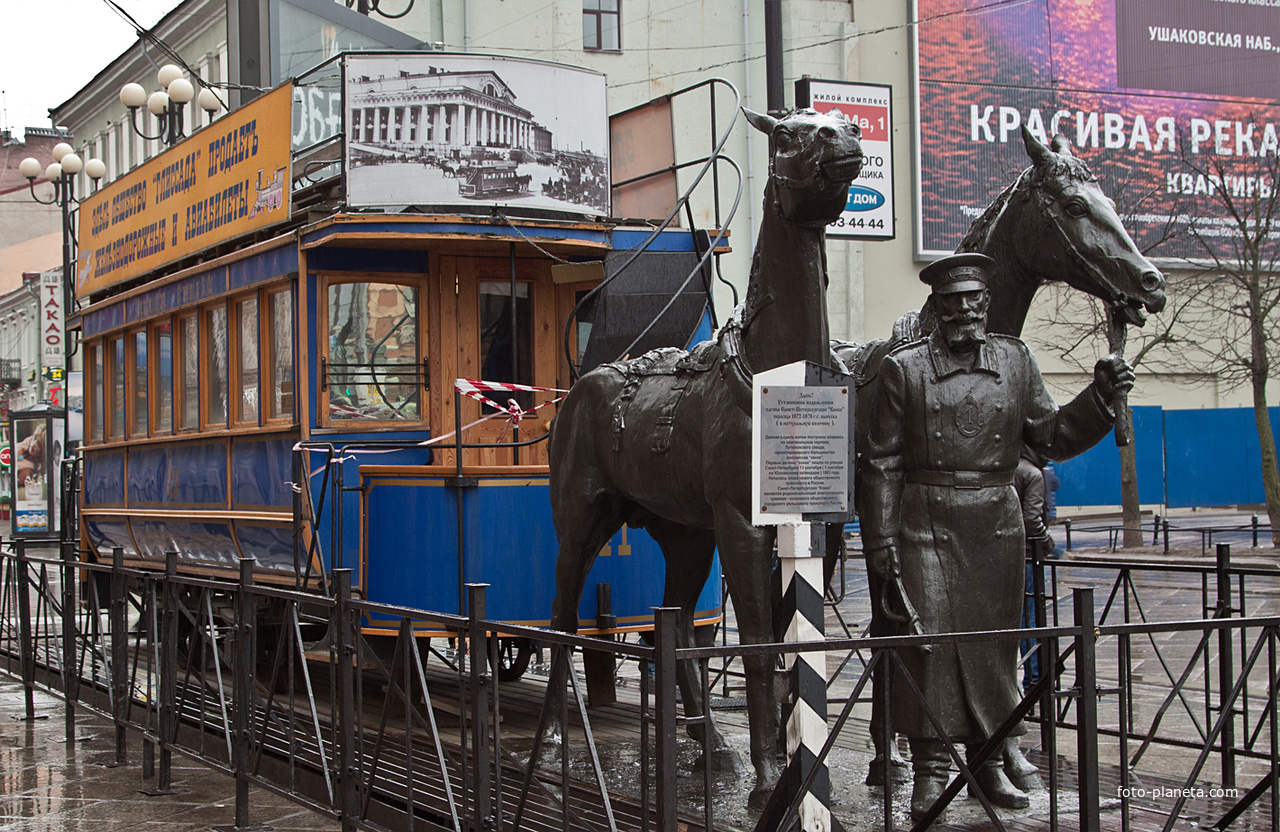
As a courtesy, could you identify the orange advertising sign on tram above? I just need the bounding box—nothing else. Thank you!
[75,84,293,298]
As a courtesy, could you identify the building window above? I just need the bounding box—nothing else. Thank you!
[583,0,620,51]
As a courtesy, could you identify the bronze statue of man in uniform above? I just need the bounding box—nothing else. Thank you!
[861,252,1134,819]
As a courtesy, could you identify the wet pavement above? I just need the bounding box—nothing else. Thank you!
[0,679,340,831]
[1,512,1276,830]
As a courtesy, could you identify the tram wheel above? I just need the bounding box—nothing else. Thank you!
[496,637,533,682]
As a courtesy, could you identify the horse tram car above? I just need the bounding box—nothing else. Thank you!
[457,161,533,199]
[69,53,733,689]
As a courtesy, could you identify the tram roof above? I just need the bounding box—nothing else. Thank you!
[74,212,724,330]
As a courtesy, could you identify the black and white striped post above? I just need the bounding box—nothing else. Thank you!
[753,360,853,832]
[778,521,831,831]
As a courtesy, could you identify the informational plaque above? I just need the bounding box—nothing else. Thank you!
[752,360,854,526]
[758,386,849,515]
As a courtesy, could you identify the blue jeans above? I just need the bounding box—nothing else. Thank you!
[1020,562,1041,691]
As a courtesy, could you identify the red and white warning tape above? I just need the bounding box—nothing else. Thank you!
[453,378,567,422]
[295,378,570,477]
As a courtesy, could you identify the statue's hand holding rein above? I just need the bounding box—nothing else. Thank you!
[867,544,899,579]
[1093,355,1135,402]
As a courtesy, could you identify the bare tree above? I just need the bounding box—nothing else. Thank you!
[1034,274,1208,546]
[1175,137,1280,545]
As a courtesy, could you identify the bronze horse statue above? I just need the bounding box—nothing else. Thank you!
[548,106,864,797]
[826,126,1167,783]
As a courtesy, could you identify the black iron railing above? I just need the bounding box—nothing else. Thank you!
[0,537,1277,830]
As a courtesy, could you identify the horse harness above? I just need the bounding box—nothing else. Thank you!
[604,320,754,454]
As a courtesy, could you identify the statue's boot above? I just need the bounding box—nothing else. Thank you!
[864,732,909,786]
[909,739,951,821]
[966,747,1030,809]
[1002,736,1042,792]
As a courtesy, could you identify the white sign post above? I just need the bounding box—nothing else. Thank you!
[752,360,854,832]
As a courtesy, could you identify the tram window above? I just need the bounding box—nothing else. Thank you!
[478,280,532,412]
[326,282,421,422]
[268,290,294,420]
[130,330,148,437]
[235,296,260,425]
[90,344,103,442]
[109,336,124,439]
[177,315,199,431]
[206,305,229,427]
[155,322,173,434]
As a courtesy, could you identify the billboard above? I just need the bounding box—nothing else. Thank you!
[344,54,610,217]
[77,84,293,298]
[796,79,896,240]
[913,0,1280,260]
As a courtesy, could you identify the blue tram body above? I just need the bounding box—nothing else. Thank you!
[77,215,723,638]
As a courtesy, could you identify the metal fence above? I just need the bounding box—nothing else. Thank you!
[0,539,1276,832]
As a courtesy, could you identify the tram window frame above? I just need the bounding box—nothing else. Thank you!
[233,294,261,427]
[204,303,230,429]
[153,319,174,435]
[127,328,149,438]
[265,287,295,424]
[107,335,125,440]
[318,273,428,429]
[88,343,104,442]
[175,313,200,432]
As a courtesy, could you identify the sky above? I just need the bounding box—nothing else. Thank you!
[3,0,180,138]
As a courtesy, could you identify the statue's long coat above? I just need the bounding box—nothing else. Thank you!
[861,331,1113,741]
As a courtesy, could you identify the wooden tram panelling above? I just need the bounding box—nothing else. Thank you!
[77,209,723,628]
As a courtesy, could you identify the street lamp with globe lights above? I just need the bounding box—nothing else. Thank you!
[120,63,223,147]
[19,142,105,534]
[19,141,106,313]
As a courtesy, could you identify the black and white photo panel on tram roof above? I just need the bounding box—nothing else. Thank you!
[343,53,610,217]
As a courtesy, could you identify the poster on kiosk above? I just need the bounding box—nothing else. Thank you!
[11,408,64,538]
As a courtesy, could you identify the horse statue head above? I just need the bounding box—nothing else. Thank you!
[962,127,1166,329]
[744,107,864,226]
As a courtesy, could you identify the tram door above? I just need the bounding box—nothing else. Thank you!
[439,255,559,467]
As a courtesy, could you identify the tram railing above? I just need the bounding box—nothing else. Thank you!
[0,539,1276,831]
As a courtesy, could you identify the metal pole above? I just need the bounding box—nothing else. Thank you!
[653,607,678,832]
[509,242,519,466]
[333,569,358,832]
[763,0,785,114]
[1163,518,1170,554]
[1064,518,1072,551]
[17,539,36,720]
[158,550,178,792]
[111,546,127,765]
[61,539,78,744]
[1153,513,1161,546]
[467,584,492,829]
[234,558,256,828]
[1073,587,1100,832]
[1252,514,1259,548]
[1216,543,1237,788]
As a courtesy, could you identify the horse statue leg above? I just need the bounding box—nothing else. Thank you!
[544,492,629,749]
[714,509,782,802]
[644,518,738,771]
